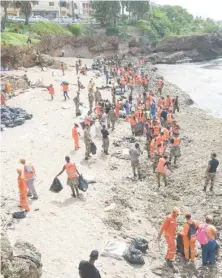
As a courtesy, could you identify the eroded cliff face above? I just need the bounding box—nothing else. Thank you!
[1,36,130,68]
[146,33,222,64]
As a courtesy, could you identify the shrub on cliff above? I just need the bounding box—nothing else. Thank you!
[66,24,82,36]
[30,21,71,36]
[106,25,120,36]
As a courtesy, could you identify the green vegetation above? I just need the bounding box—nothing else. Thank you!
[92,1,222,40]
[30,21,71,36]
[66,24,82,36]
[136,4,222,40]
[106,25,120,36]
[1,32,40,45]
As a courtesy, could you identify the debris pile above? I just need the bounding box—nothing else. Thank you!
[1,106,33,130]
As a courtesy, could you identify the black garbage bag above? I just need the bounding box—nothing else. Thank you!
[176,234,184,256]
[132,237,148,253]
[25,114,33,120]
[14,118,25,125]
[78,174,88,192]
[90,142,97,155]
[134,122,144,136]
[123,245,145,265]
[12,211,26,219]
[49,178,63,193]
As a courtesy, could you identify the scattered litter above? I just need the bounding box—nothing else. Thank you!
[102,240,126,260]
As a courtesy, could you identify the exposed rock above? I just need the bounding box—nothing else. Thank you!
[37,54,54,67]
[1,232,42,278]
[147,33,222,63]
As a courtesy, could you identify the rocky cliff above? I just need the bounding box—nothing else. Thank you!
[146,33,222,64]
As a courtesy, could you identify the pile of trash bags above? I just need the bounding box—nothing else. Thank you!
[123,237,148,265]
[1,106,33,130]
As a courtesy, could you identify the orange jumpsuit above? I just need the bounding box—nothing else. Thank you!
[18,175,30,211]
[115,101,120,120]
[181,220,198,261]
[160,213,177,261]
[72,127,80,149]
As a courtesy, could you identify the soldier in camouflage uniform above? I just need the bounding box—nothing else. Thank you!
[84,124,92,160]
[88,91,94,112]
[73,91,81,116]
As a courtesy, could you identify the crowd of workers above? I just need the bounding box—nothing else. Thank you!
[8,55,219,276]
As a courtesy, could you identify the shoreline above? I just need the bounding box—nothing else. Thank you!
[1,57,222,277]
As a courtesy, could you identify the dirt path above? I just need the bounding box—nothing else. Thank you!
[2,57,222,278]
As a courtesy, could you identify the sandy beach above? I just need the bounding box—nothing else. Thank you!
[1,57,222,278]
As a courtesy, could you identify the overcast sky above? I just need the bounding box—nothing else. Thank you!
[153,0,222,21]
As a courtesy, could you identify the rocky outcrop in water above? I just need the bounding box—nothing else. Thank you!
[1,232,42,278]
[147,33,222,64]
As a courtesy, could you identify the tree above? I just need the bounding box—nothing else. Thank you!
[1,1,10,29]
[130,1,150,21]
[1,1,10,20]
[92,1,120,26]
[14,1,35,25]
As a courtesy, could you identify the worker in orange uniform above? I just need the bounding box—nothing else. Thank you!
[20,158,38,200]
[72,123,80,150]
[165,95,172,110]
[153,143,165,173]
[158,97,165,107]
[17,169,30,212]
[180,213,198,262]
[158,207,181,268]
[56,156,79,197]
[129,111,137,135]
[115,100,120,121]
[48,84,55,100]
[157,78,164,95]
[61,82,70,101]
[156,155,172,187]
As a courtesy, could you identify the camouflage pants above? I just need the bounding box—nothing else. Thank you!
[89,101,93,111]
[67,177,79,196]
[169,146,181,164]
[205,173,216,189]
[131,161,141,177]
[102,138,109,152]
[156,172,167,187]
[84,141,91,158]
[153,154,161,172]
[110,120,115,130]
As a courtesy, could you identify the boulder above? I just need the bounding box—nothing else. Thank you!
[38,54,54,67]
[1,232,42,278]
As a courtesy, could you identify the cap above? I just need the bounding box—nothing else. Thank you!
[19,158,25,164]
[206,215,213,221]
[173,207,181,214]
[90,250,99,259]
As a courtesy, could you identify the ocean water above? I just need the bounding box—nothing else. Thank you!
[157,58,222,118]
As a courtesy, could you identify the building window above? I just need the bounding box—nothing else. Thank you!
[33,1,39,5]
[49,2,54,6]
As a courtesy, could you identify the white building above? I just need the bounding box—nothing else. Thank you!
[31,1,94,19]
[32,1,61,19]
